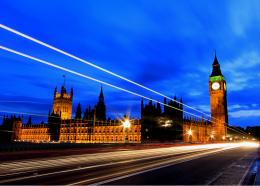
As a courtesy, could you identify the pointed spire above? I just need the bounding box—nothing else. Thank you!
[99,85,104,98]
[61,85,66,96]
[210,51,223,77]
[54,86,57,97]
[213,50,219,66]
[75,102,82,119]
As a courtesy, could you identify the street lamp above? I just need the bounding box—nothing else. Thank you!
[122,118,131,143]
[187,129,192,136]
[123,119,131,128]
[188,129,192,143]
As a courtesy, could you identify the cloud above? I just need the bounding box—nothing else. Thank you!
[194,105,210,114]
[222,51,260,91]
[228,0,260,36]
[229,109,260,118]
[229,104,249,111]
[189,90,202,97]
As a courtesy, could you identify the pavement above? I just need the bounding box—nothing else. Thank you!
[0,142,258,185]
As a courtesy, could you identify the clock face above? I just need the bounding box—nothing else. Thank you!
[212,82,220,90]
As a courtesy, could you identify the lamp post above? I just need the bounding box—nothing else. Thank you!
[188,129,192,143]
[210,135,214,140]
[122,118,131,143]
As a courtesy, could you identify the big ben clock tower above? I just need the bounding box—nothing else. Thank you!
[209,53,228,141]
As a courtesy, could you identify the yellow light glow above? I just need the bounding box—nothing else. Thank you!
[188,129,192,136]
[210,135,214,139]
[122,119,131,128]
[222,136,226,140]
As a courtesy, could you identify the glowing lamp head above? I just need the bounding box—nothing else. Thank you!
[222,136,226,140]
[123,119,131,128]
[188,129,192,136]
[210,135,214,139]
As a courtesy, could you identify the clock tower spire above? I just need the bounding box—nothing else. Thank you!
[209,52,228,141]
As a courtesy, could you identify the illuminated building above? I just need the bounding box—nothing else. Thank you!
[0,86,141,144]
[209,52,228,141]
[0,53,227,144]
[183,53,228,142]
[52,86,73,120]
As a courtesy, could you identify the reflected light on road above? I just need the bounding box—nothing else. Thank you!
[240,141,259,147]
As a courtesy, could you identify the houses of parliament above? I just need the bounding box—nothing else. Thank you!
[0,53,228,143]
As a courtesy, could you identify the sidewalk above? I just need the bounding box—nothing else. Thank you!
[253,145,260,185]
[255,160,260,185]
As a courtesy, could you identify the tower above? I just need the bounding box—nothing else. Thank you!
[95,86,106,121]
[52,86,73,120]
[209,52,228,141]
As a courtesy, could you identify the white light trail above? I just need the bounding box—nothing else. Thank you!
[0,45,211,122]
[0,143,243,177]
[0,24,211,119]
[0,24,250,137]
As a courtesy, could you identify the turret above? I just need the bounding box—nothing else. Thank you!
[52,85,73,120]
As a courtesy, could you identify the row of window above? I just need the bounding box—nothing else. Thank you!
[60,135,140,142]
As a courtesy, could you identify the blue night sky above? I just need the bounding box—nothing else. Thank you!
[0,0,260,127]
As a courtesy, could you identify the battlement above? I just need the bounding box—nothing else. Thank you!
[53,86,73,120]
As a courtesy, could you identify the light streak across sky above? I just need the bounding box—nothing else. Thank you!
[0,45,250,137]
[0,24,243,135]
[0,45,212,122]
[0,23,212,119]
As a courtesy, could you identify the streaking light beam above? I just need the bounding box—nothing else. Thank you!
[0,23,212,119]
[0,45,210,122]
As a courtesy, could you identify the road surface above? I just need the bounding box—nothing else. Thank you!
[0,143,258,185]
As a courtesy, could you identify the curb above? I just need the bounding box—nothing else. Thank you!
[254,146,260,185]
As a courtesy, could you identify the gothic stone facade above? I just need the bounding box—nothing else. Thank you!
[0,54,227,144]
[183,53,228,142]
[1,86,141,144]
[7,118,141,143]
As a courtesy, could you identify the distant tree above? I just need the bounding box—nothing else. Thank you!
[75,102,82,119]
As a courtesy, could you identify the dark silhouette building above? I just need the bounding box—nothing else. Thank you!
[141,97,184,142]
[0,116,22,143]
[95,86,106,121]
